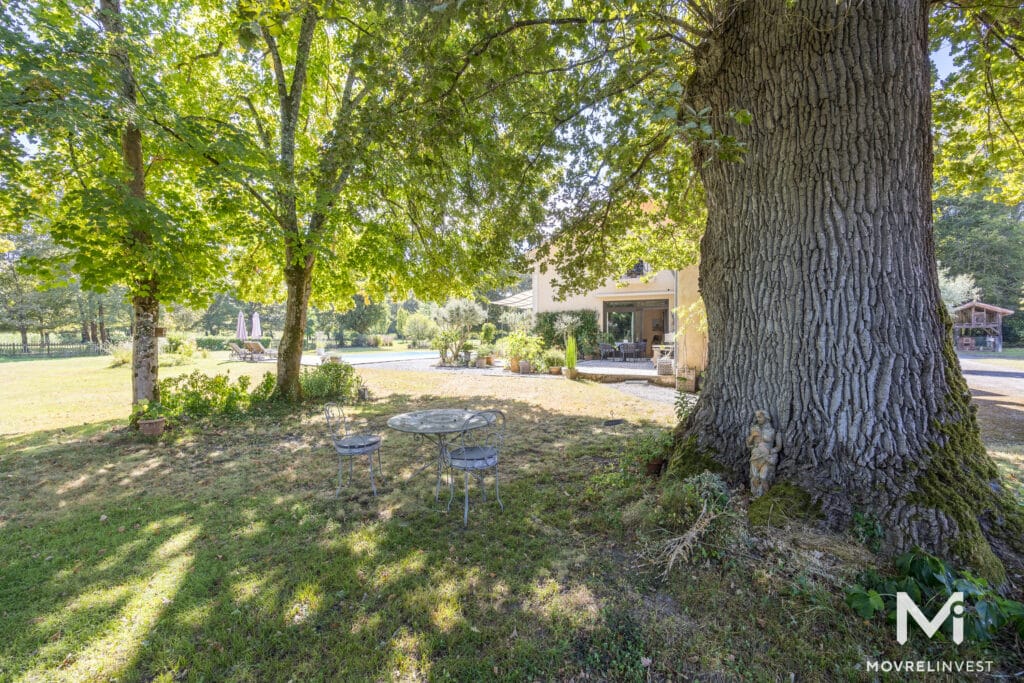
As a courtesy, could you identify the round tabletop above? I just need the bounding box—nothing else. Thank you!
[386,409,494,435]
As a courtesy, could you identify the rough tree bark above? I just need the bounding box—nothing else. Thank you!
[681,0,1022,579]
[99,0,159,404]
[276,256,314,402]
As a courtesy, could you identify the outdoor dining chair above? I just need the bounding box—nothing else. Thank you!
[324,403,383,497]
[445,410,505,526]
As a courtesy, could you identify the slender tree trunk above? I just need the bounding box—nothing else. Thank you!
[99,0,158,405]
[275,257,314,401]
[19,326,28,351]
[682,0,1021,578]
[89,320,99,343]
[132,295,159,403]
[98,302,107,343]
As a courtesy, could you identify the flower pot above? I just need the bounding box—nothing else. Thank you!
[549,366,561,375]
[508,358,520,373]
[475,357,488,369]
[565,367,579,380]
[138,417,165,436]
[646,459,666,476]
[518,360,532,374]
[485,355,493,366]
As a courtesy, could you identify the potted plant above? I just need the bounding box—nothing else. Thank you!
[477,343,494,367]
[630,430,672,476]
[131,400,167,436]
[543,349,565,375]
[505,331,542,374]
[564,335,579,379]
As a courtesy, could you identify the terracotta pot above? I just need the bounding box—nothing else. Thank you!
[549,366,561,375]
[508,358,520,373]
[485,355,493,366]
[646,459,666,476]
[565,367,579,380]
[475,357,488,369]
[138,417,165,437]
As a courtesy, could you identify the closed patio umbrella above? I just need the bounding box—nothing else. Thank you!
[251,311,262,339]
[236,311,248,341]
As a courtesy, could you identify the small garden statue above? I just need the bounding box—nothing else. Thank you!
[747,409,781,498]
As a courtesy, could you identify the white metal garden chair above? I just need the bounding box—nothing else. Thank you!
[324,403,383,497]
[445,410,505,526]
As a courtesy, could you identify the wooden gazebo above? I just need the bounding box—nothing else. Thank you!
[951,300,1014,352]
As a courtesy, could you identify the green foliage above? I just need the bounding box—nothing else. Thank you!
[480,322,496,344]
[933,196,1024,312]
[622,428,673,467]
[851,512,885,553]
[128,399,165,426]
[432,298,486,365]
[564,335,577,372]
[158,371,261,422]
[932,8,1024,204]
[504,330,544,366]
[542,348,565,368]
[164,334,196,359]
[534,310,599,355]
[106,341,133,368]
[337,295,390,336]
[845,549,1024,642]
[666,435,726,480]
[402,313,439,347]
[299,361,363,403]
[575,607,648,681]
[674,391,697,422]
[194,336,275,351]
[747,483,822,527]
[656,472,733,531]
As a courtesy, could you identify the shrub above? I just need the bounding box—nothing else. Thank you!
[649,472,741,571]
[106,341,133,367]
[480,322,496,343]
[434,298,486,365]
[158,371,258,422]
[300,360,363,402]
[534,310,599,355]
[542,348,565,368]
[504,330,544,366]
[674,391,698,422]
[165,333,196,358]
[623,429,674,469]
[845,549,1024,641]
[195,336,275,351]
[403,313,439,348]
[565,335,577,372]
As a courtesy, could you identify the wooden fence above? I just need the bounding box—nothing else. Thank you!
[0,342,106,358]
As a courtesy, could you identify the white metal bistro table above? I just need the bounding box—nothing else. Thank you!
[386,409,496,500]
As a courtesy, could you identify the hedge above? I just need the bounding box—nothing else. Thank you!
[533,310,599,354]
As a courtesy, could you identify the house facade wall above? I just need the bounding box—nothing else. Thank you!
[531,262,708,370]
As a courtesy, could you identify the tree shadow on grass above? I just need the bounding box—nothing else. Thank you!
[2,390,991,680]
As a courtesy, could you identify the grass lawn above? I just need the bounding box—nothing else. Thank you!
[1,359,1022,680]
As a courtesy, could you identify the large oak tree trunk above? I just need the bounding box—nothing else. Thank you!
[275,257,315,402]
[683,0,1022,578]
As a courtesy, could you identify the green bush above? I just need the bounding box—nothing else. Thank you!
[300,360,363,402]
[534,310,599,355]
[158,371,262,422]
[480,322,496,343]
[846,549,1024,641]
[542,348,565,368]
[165,333,196,358]
[106,341,133,367]
[195,336,276,351]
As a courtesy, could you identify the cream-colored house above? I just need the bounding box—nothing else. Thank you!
[530,260,708,371]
